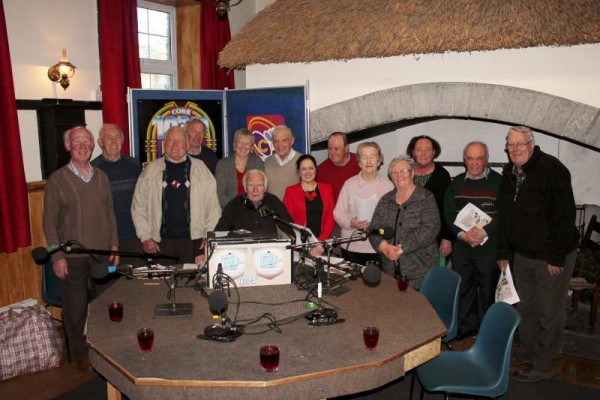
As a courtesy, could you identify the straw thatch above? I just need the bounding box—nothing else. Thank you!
[219,0,600,69]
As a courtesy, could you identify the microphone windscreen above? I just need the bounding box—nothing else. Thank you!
[382,227,395,240]
[362,265,382,285]
[91,264,109,280]
[208,290,228,314]
[31,247,49,265]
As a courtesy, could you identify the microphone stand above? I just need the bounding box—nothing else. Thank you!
[289,233,367,294]
[42,241,195,318]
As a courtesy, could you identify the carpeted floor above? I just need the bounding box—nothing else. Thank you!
[562,331,600,361]
[334,375,600,400]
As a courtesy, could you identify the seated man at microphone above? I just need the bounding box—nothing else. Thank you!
[43,126,119,371]
[215,169,293,237]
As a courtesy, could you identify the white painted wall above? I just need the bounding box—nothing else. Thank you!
[5,0,600,208]
[6,0,259,183]
[247,45,600,206]
[6,0,103,182]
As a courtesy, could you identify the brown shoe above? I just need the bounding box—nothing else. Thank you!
[77,359,93,371]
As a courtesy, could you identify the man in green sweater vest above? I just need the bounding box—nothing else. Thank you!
[444,141,501,340]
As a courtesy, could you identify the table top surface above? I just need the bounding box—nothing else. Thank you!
[88,273,445,400]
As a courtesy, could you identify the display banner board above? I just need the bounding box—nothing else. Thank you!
[225,86,308,160]
[129,86,308,165]
[129,89,224,164]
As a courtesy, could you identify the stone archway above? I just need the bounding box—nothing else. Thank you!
[310,82,600,150]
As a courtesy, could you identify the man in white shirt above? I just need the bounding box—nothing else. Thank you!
[264,125,303,200]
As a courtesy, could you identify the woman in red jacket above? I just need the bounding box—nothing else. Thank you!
[283,154,335,241]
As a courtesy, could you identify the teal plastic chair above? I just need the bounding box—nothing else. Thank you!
[420,266,462,347]
[414,302,521,400]
[409,266,462,399]
[41,262,71,362]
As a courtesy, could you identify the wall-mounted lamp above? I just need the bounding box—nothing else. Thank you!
[215,0,243,19]
[47,49,76,90]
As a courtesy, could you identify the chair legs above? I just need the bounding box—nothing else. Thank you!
[409,372,416,400]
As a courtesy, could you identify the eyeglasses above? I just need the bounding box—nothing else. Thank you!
[506,140,532,150]
[391,169,413,176]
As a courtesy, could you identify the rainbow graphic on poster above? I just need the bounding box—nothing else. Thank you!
[247,115,285,161]
[145,101,217,162]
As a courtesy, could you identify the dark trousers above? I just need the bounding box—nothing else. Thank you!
[60,255,111,362]
[513,250,576,373]
[453,245,500,333]
[118,238,144,266]
[153,238,201,265]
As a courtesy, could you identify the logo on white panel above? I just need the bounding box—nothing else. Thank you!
[220,251,245,280]
[254,250,283,280]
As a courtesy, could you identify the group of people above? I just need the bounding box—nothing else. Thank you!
[44,122,577,384]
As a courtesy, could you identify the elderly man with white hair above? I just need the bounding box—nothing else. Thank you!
[215,169,292,236]
[43,126,119,371]
[131,126,221,265]
[264,125,303,200]
[91,123,142,261]
[497,126,577,383]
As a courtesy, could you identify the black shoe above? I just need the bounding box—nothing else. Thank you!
[455,328,478,340]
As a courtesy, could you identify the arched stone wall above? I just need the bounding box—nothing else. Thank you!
[310,83,600,149]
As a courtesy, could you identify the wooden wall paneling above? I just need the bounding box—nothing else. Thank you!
[177,5,201,89]
[26,183,47,304]
[0,182,46,308]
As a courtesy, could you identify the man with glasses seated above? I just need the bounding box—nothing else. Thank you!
[496,126,577,383]
[444,141,501,340]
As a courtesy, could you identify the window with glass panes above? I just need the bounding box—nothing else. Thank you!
[137,1,177,89]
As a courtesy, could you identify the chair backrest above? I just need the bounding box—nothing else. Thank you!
[470,302,521,394]
[582,215,600,250]
[419,266,462,342]
[41,262,63,307]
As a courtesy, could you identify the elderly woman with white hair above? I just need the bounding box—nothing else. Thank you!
[369,156,440,289]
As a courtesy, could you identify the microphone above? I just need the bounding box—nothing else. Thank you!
[257,205,273,218]
[360,227,394,239]
[31,241,74,264]
[208,290,228,315]
[351,263,382,285]
[91,264,132,279]
[201,277,244,342]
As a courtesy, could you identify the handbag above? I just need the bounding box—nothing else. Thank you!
[0,305,62,380]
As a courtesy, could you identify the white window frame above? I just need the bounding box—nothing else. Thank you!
[137,0,178,88]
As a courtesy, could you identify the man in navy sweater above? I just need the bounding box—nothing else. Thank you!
[91,124,142,263]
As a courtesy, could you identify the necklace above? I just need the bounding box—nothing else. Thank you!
[303,186,318,201]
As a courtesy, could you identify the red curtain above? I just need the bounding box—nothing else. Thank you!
[98,0,141,155]
[200,2,235,90]
[0,1,31,252]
